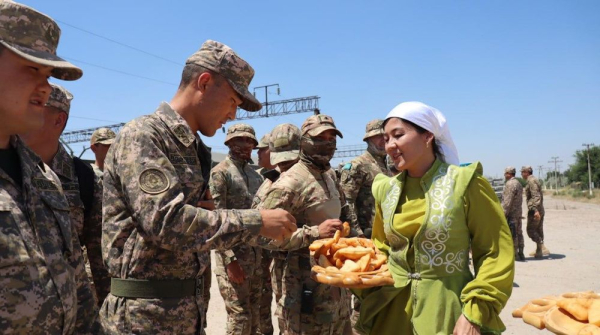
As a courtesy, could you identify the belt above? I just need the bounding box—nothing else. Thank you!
[110,278,202,299]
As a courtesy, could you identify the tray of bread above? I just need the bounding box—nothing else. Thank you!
[309,223,394,289]
[512,291,600,334]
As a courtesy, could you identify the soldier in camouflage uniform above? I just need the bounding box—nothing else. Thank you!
[210,123,265,335]
[100,40,296,334]
[0,1,97,332]
[90,127,116,178]
[256,132,274,175]
[252,123,302,334]
[502,166,524,261]
[521,165,548,259]
[339,119,390,329]
[21,83,111,305]
[255,115,357,335]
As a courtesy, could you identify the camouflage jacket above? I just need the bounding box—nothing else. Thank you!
[91,163,103,180]
[101,102,262,334]
[209,155,263,264]
[254,160,351,319]
[0,136,97,334]
[51,144,110,304]
[501,177,523,220]
[339,150,389,233]
[524,175,544,214]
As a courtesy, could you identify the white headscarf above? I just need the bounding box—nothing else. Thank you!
[385,101,460,165]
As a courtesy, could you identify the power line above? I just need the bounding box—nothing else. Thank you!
[64,56,177,86]
[55,19,182,66]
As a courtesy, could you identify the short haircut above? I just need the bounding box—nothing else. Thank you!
[178,63,221,90]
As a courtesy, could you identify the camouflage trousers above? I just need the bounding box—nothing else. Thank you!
[272,252,287,332]
[215,245,263,335]
[201,261,212,329]
[259,249,274,335]
[526,211,545,243]
[280,304,353,335]
[507,217,524,249]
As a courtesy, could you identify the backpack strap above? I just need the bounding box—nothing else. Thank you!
[72,157,95,220]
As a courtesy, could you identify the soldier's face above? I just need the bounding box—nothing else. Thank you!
[227,137,255,161]
[504,172,512,181]
[369,135,386,151]
[521,171,530,179]
[20,106,66,149]
[91,143,112,168]
[197,74,241,137]
[383,118,432,175]
[0,49,53,138]
[257,147,273,169]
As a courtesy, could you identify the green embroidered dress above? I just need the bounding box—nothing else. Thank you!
[355,160,514,334]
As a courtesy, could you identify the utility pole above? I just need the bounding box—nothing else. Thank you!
[537,165,545,189]
[583,143,595,196]
[253,84,280,117]
[549,156,562,193]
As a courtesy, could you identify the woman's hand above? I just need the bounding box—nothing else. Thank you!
[453,314,480,335]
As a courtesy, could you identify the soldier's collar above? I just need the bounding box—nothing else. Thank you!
[156,102,197,148]
[10,136,47,181]
[49,144,75,181]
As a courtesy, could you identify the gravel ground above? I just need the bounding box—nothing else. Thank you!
[205,195,600,334]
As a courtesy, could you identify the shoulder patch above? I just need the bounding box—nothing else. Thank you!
[139,168,170,194]
[342,163,352,170]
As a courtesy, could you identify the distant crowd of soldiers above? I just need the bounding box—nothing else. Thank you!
[0,1,394,334]
[501,166,547,261]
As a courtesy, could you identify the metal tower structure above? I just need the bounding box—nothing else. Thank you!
[333,144,367,158]
[60,96,320,144]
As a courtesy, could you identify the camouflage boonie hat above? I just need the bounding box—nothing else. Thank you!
[521,165,533,173]
[0,1,82,80]
[504,166,516,175]
[301,114,343,138]
[90,128,116,146]
[46,82,73,114]
[256,133,270,149]
[269,123,300,165]
[363,119,384,141]
[186,40,261,112]
[224,123,258,146]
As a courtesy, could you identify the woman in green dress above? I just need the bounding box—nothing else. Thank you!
[355,101,514,335]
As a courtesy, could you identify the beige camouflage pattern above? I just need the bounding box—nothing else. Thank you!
[301,114,343,138]
[0,1,82,80]
[340,150,390,235]
[362,119,384,141]
[525,174,545,244]
[50,144,110,305]
[255,160,353,335]
[269,123,300,165]
[224,123,258,145]
[256,133,270,149]
[186,40,261,111]
[209,155,264,335]
[90,127,116,146]
[502,177,524,249]
[47,82,73,114]
[100,102,263,334]
[0,136,97,334]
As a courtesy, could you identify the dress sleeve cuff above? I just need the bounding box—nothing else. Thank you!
[462,298,505,335]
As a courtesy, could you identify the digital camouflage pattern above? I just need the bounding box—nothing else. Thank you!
[0,1,82,80]
[50,144,110,305]
[502,177,524,249]
[254,160,353,335]
[524,174,545,244]
[47,82,73,114]
[186,40,262,111]
[209,155,264,335]
[90,127,116,146]
[100,102,263,334]
[339,150,389,235]
[0,136,97,334]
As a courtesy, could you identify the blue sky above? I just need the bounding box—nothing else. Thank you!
[26,0,600,178]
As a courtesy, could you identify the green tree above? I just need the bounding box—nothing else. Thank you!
[566,145,600,189]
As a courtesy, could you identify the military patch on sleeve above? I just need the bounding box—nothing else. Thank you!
[139,168,170,194]
[342,163,352,170]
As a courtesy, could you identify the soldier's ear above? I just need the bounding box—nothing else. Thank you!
[197,72,211,93]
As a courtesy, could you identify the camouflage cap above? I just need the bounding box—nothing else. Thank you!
[90,128,116,146]
[224,123,258,146]
[0,1,82,80]
[504,166,516,175]
[46,82,73,114]
[256,133,270,149]
[301,114,343,138]
[521,165,533,173]
[363,119,384,141]
[269,123,301,165]
[186,40,261,112]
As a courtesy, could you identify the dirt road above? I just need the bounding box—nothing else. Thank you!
[205,195,600,334]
